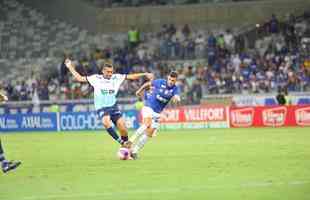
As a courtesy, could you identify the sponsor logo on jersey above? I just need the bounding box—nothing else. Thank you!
[101,89,115,95]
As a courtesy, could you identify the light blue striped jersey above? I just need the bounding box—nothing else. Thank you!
[87,74,126,110]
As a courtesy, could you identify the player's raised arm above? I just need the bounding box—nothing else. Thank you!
[135,81,152,98]
[64,59,87,83]
[126,73,153,81]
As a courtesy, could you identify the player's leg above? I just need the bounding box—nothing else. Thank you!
[130,117,151,143]
[129,106,153,143]
[108,106,132,147]
[0,139,21,173]
[131,128,156,159]
[102,115,123,145]
[115,117,129,141]
[0,138,5,162]
[131,113,160,159]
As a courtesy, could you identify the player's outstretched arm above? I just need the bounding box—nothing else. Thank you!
[0,92,8,102]
[135,81,152,98]
[126,73,153,81]
[64,59,87,83]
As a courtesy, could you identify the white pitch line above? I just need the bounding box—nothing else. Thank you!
[16,180,310,200]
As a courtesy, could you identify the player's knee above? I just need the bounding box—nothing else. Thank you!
[143,123,151,129]
[143,118,152,128]
[102,119,111,128]
[103,123,110,129]
[146,128,155,137]
[146,131,153,138]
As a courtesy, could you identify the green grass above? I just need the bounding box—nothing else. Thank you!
[0,128,310,200]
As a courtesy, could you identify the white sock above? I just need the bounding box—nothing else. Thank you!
[132,134,149,154]
[130,124,147,143]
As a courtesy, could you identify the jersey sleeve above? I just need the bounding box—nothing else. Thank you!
[114,74,126,85]
[86,75,99,87]
[173,86,181,96]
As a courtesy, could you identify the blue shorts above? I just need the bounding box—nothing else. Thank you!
[96,104,122,125]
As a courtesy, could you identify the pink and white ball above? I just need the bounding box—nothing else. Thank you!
[117,147,131,160]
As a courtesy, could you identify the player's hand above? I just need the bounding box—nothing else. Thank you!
[65,58,73,69]
[172,95,181,104]
[145,73,154,81]
[135,90,142,97]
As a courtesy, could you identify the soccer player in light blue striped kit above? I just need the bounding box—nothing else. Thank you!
[65,59,153,148]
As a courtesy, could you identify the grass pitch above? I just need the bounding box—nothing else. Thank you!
[0,127,310,200]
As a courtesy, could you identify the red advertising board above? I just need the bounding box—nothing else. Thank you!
[138,105,310,129]
[161,105,228,123]
[158,105,229,129]
[230,105,310,127]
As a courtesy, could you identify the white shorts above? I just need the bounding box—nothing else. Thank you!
[141,106,160,129]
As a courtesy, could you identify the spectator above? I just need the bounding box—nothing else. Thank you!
[182,24,191,38]
[37,80,49,100]
[195,34,206,58]
[224,29,235,52]
[128,26,140,50]
[276,87,288,105]
[269,14,279,34]
[208,33,217,48]
[19,81,29,101]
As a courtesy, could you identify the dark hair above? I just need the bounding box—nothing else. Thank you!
[99,62,113,71]
[169,71,178,78]
[104,62,113,68]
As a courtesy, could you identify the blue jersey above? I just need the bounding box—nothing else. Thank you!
[143,89,152,101]
[145,79,180,113]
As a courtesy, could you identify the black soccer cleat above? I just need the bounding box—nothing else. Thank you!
[130,152,138,160]
[2,161,21,173]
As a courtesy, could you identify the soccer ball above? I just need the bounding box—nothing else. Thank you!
[135,101,144,110]
[117,147,130,160]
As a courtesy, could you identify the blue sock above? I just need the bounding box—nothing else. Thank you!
[106,127,122,144]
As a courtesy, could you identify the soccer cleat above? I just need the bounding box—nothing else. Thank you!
[2,161,21,173]
[122,141,132,148]
[130,152,138,160]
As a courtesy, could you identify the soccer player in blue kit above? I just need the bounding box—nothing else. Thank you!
[130,71,181,159]
[65,59,153,148]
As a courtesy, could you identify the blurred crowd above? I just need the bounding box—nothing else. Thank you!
[0,12,309,104]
